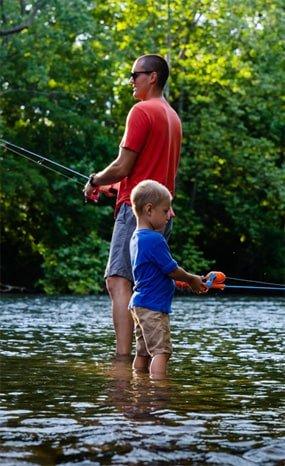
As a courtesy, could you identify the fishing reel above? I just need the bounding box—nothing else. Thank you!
[85,182,120,203]
[204,271,226,290]
[175,271,226,291]
[85,188,100,203]
[176,271,285,292]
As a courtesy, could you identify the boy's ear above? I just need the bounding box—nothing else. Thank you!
[144,203,153,216]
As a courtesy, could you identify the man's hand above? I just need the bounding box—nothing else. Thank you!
[83,174,101,203]
[83,174,97,198]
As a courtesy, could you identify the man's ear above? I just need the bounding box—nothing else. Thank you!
[150,71,158,85]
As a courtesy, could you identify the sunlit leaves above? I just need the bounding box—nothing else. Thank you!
[1,0,284,289]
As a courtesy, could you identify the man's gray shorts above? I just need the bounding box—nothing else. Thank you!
[105,203,173,282]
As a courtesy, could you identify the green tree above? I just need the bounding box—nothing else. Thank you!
[1,0,284,292]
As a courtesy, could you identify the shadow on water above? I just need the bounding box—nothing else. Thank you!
[0,294,284,465]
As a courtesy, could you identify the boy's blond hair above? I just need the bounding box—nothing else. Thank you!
[130,180,172,216]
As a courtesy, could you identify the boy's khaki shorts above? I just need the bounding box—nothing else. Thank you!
[130,306,173,357]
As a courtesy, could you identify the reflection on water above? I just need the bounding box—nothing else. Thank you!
[0,295,284,465]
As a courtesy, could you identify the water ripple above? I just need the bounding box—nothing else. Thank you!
[0,295,284,465]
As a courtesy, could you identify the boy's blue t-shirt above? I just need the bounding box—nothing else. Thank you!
[129,229,178,313]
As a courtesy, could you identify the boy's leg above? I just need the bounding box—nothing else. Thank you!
[134,308,173,379]
[130,307,150,372]
[133,354,150,372]
[150,353,170,379]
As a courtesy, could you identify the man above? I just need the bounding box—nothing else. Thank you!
[84,54,182,358]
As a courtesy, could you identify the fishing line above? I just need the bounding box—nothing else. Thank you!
[206,271,285,291]
[176,272,285,292]
[0,139,88,184]
[223,285,285,291]
[1,144,83,186]
[1,139,110,203]
[226,277,285,288]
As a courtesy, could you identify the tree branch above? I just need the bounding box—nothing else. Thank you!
[20,0,26,16]
[0,0,46,37]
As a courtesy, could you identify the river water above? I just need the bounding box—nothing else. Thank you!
[0,294,284,465]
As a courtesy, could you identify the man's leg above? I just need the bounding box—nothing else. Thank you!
[106,275,134,356]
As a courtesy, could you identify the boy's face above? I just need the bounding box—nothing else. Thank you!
[149,199,172,231]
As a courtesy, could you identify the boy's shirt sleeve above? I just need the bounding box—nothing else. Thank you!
[148,234,178,274]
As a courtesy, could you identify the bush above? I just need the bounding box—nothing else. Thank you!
[38,231,109,294]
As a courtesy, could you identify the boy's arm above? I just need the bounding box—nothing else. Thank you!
[169,266,207,294]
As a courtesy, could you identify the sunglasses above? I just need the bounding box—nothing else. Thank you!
[130,71,154,81]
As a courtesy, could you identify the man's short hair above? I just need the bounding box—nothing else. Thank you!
[138,54,169,89]
[131,179,172,216]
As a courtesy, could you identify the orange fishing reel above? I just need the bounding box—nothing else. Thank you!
[204,271,226,290]
[175,271,226,291]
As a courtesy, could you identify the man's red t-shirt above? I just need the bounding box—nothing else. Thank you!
[116,97,182,213]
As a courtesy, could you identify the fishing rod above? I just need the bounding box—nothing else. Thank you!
[0,139,119,202]
[0,139,88,183]
[221,276,285,287]
[176,272,285,292]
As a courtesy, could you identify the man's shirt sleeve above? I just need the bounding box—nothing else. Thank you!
[120,105,150,153]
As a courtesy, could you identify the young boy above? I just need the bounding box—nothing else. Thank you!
[129,179,207,379]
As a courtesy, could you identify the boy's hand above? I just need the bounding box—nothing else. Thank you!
[189,275,207,294]
[169,267,207,294]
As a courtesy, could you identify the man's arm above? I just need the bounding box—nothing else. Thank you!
[84,147,138,196]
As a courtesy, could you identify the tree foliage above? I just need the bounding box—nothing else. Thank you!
[0,0,284,292]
